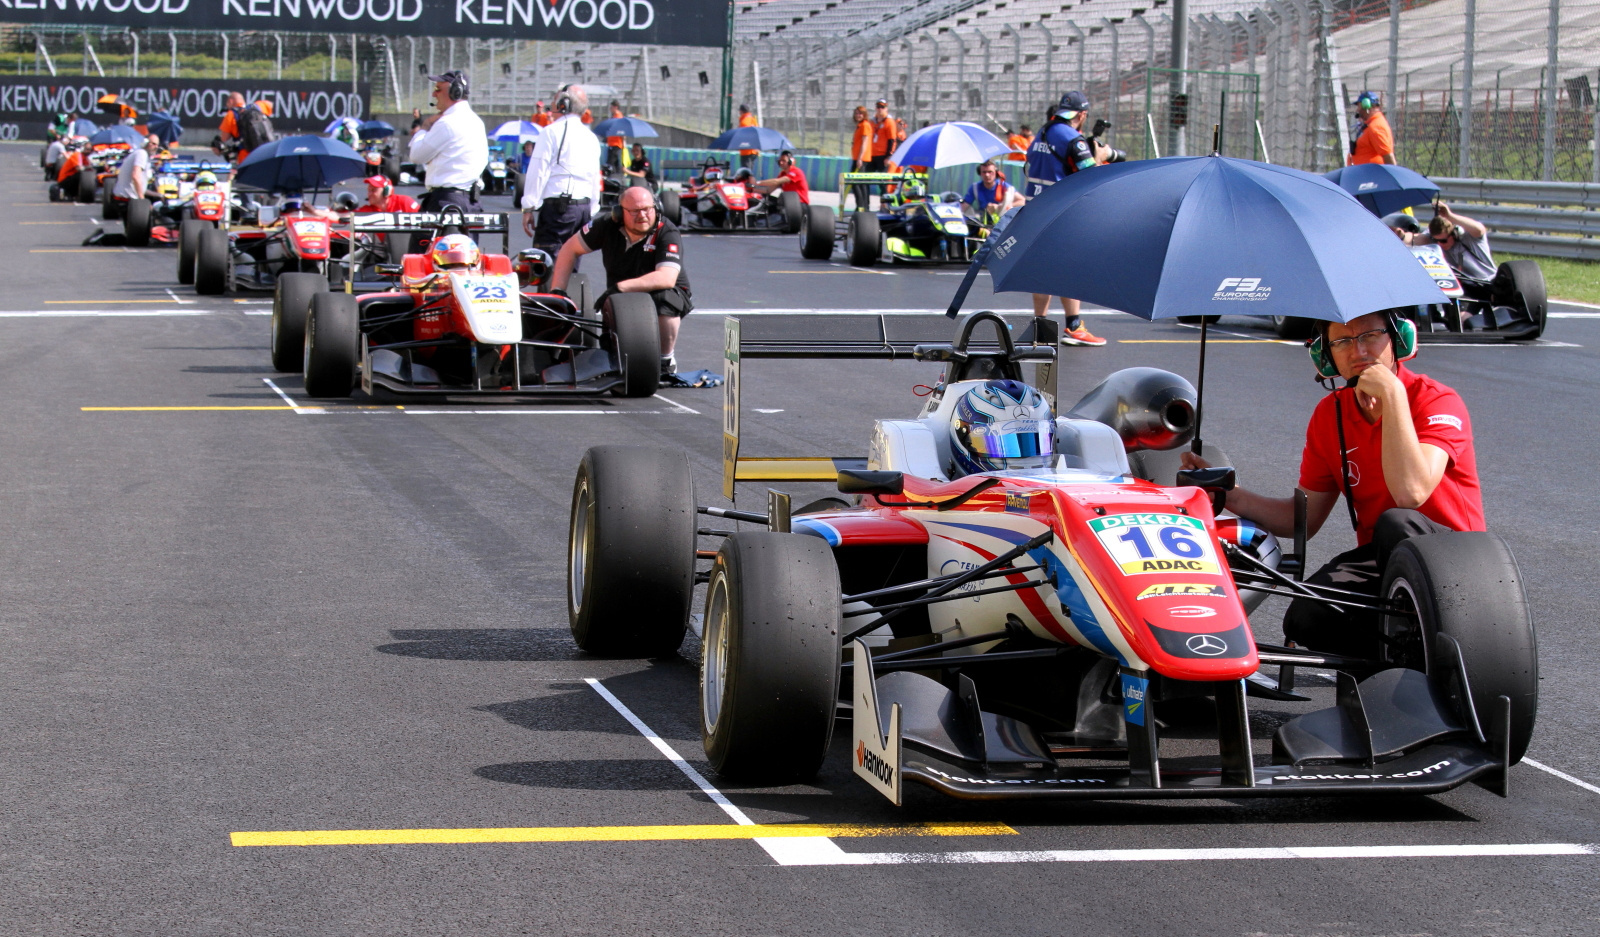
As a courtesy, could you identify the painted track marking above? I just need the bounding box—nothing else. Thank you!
[263,378,326,415]
[1524,758,1600,796]
[764,841,1600,866]
[230,821,1013,847]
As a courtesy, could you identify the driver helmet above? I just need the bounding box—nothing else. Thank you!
[333,191,359,212]
[703,166,724,182]
[365,152,383,167]
[280,196,304,212]
[195,170,218,189]
[733,167,754,182]
[430,233,481,270]
[902,180,927,199]
[950,379,1056,475]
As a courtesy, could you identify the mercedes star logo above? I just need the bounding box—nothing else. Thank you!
[1185,633,1228,656]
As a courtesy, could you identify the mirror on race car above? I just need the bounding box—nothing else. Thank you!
[836,469,905,496]
[1175,465,1237,514]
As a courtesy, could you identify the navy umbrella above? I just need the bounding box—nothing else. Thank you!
[710,126,794,152]
[357,119,396,140]
[69,118,98,136]
[591,116,658,139]
[144,112,183,147]
[89,125,146,147]
[234,134,368,192]
[1323,163,1440,217]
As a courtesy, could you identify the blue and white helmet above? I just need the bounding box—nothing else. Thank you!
[950,379,1056,475]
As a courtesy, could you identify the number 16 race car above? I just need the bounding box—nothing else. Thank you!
[565,312,1536,804]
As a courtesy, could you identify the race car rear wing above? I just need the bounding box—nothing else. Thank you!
[347,211,509,234]
[835,170,928,192]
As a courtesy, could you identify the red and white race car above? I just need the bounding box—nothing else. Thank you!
[189,197,351,296]
[658,159,803,233]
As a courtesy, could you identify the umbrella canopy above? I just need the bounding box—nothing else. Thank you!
[89,125,145,147]
[96,93,134,117]
[144,112,183,147]
[357,119,395,140]
[491,119,543,142]
[69,118,98,137]
[1323,163,1440,217]
[234,134,368,192]
[888,121,1011,169]
[983,155,1448,324]
[711,126,794,152]
[324,117,360,135]
[591,116,658,139]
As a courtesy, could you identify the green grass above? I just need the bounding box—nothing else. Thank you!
[1501,253,1600,306]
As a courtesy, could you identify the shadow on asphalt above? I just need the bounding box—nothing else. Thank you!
[183,364,280,373]
[378,627,586,661]
[475,758,694,790]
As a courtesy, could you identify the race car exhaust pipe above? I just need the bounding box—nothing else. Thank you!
[1066,367,1197,452]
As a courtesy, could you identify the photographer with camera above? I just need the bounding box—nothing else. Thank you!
[1023,91,1123,347]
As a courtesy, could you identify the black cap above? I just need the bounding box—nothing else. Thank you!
[427,70,470,98]
[739,103,750,112]
[1057,90,1090,115]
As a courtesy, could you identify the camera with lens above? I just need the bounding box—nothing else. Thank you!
[1088,119,1128,163]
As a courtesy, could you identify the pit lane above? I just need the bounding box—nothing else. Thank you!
[3,142,1600,935]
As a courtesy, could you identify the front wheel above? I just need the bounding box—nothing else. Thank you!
[1495,260,1547,339]
[273,272,327,372]
[194,226,230,295]
[77,168,97,203]
[659,190,682,226]
[124,198,153,247]
[779,190,804,234]
[301,291,359,398]
[567,446,695,656]
[605,292,660,398]
[846,211,881,267]
[1380,531,1538,764]
[702,532,842,782]
[799,204,835,260]
[177,218,206,285]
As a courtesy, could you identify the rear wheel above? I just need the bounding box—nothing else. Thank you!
[302,291,360,398]
[124,198,153,247]
[1272,315,1316,340]
[846,211,881,267]
[799,204,835,260]
[273,272,327,372]
[1380,531,1537,764]
[177,218,206,285]
[101,183,120,220]
[567,446,695,657]
[194,227,229,295]
[660,189,682,226]
[1495,260,1547,339]
[779,190,804,234]
[77,168,97,203]
[702,532,842,782]
[605,292,660,398]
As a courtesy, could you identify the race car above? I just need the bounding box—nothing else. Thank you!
[800,171,984,266]
[566,311,1535,803]
[189,196,350,295]
[657,159,803,233]
[285,209,658,400]
[62,143,130,205]
[482,153,512,196]
[119,163,237,249]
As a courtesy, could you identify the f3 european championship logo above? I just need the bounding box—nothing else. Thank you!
[1211,277,1272,301]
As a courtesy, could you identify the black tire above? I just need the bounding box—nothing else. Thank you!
[605,292,660,398]
[194,226,230,295]
[382,156,400,184]
[701,532,842,782]
[1272,315,1316,340]
[799,204,835,260]
[660,189,682,226]
[779,190,804,234]
[101,183,120,220]
[846,211,880,266]
[567,446,695,656]
[1497,260,1547,339]
[77,168,97,203]
[124,198,152,247]
[272,272,327,372]
[48,183,61,203]
[177,218,205,285]
[1177,315,1222,324]
[302,291,360,398]
[1380,531,1538,764]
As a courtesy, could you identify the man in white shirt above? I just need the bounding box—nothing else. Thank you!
[520,84,601,258]
[409,70,489,216]
[113,134,159,203]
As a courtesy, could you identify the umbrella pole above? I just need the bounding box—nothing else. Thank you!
[1191,316,1207,455]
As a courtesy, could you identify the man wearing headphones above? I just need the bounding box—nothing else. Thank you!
[1348,91,1396,165]
[549,186,692,378]
[961,159,1024,222]
[1024,90,1112,347]
[358,175,420,213]
[409,70,489,216]
[521,84,602,258]
[1183,310,1485,658]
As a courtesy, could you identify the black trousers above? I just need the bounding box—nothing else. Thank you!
[533,198,591,256]
[410,187,476,253]
[1282,508,1453,659]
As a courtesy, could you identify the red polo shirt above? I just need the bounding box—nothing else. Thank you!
[775,164,809,204]
[1298,365,1485,545]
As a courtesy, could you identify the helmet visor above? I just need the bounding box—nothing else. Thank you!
[965,420,1056,459]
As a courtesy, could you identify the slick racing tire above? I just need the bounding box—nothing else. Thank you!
[101,183,120,220]
[659,189,682,226]
[124,198,153,247]
[845,211,881,267]
[272,272,327,372]
[1494,260,1547,340]
[383,156,400,184]
[604,292,660,398]
[702,532,842,782]
[1380,531,1538,764]
[567,446,695,657]
[780,190,804,234]
[77,168,98,203]
[1272,315,1316,340]
[48,183,61,202]
[177,218,207,285]
[1177,315,1221,325]
[799,204,835,260]
[302,291,360,398]
[194,226,230,295]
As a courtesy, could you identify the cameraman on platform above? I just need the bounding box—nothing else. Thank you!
[1023,90,1124,347]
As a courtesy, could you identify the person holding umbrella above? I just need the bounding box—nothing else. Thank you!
[603,100,627,171]
[1023,90,1113,347]
[410,70,489,217]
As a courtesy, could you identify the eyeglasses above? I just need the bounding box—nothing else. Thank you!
[1326,327,1390,354]
[622,206,654,216]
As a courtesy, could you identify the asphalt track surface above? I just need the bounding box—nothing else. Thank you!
[4,141,1600,935]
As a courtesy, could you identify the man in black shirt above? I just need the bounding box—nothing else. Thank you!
[550,186,692,374]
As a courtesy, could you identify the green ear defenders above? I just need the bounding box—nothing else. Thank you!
[1307,310,1417,378]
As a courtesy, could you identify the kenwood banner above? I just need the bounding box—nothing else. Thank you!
[1,0,729,47]
[0,77,368,140]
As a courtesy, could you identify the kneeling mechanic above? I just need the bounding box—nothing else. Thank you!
[549,186,693,378]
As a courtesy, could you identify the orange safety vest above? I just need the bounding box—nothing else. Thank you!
[738,111,759,157]
[1349,110,1394,165]
[870,115,902,157]
[851,119,873,162]
[530,112,552,127]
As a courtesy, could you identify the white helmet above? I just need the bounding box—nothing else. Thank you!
[950,379,1056,475]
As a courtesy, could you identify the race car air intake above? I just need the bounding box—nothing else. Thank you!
[1065,367,1198,452]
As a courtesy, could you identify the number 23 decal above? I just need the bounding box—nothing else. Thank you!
[471,284,508,300]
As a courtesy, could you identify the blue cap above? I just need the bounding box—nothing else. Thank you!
[1056,90,1090,117]
[1355,90,1381,109]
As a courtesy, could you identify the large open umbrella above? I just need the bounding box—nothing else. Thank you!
[1323,163,1439,217]
[591,116,658,139]
[491,119,542,143]
[144,112,183,147]
[711,126,794,152]
[357,119,396,140]
[69,118,98,137]
[89,125,145,147]
[889,121,1010,169]
[234,134,368,192]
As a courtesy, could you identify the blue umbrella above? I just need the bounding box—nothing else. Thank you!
[491,119,543,142]
[592,116,658,139]
[324,117,358,135]
[69,118,98,136]
[144,112,183,147]
[234,134,368,192]
[88,125,145,147]
[710,126,794,152]
[1323,163,1440,217]
[888,121,1010,169]
[357,119,395,140]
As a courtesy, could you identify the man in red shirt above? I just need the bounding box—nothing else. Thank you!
[752,150,809,204]
[1183,310,1484,657]
[358,175,420,213]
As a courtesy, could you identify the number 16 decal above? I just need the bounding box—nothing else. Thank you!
[1093,513,1220,575]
